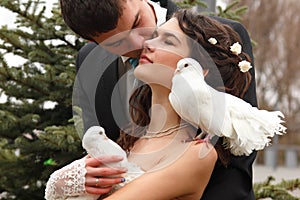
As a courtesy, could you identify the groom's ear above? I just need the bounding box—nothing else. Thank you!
[203,69,209,77]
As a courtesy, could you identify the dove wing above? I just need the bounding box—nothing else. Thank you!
[223,94,286,155]
[169,69,212,129]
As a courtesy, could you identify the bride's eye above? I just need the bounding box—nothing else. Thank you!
[164,39,174,46]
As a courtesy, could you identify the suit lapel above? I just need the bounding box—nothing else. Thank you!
[77,45,117,111]
[165,0,179,19]
[95,58,131,139]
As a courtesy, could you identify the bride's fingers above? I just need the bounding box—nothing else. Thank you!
[86,165,127,177]
[85,176,125,188]
[85,155,124,167]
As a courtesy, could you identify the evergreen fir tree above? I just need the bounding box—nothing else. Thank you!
[214,0,248,21]
[176,0,207,9]
[254,176,300,200]
[0,0,85,199]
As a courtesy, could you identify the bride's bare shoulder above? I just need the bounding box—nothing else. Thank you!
[182,141,218,170]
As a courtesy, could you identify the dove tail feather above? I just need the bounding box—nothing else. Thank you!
[228,108,286,156]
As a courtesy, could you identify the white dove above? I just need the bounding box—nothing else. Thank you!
[169,58,286,156]
[75,126,144,200]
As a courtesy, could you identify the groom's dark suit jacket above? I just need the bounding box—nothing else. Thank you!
[75,0,257,199]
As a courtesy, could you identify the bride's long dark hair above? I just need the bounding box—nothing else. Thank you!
[117,9,252,166]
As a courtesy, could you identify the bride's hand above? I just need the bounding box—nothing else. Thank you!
[84,155,127,195]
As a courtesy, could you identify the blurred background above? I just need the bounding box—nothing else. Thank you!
[234,0,300,168]
[0,0,299,199]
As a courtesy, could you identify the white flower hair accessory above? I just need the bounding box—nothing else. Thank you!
[238,60,252,72]
[208,37,217,45]
[230,42,242,55]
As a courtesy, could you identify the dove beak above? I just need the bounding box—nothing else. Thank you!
[175,68,180,74]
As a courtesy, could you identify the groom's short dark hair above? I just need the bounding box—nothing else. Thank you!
[59,0,124,41]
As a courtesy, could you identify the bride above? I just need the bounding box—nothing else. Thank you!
[45,9,285,200]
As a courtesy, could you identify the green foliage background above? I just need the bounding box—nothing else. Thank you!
[0,0,298,199]
[0,0,84,199]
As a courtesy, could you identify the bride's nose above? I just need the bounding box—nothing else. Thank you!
[143,40,156,52]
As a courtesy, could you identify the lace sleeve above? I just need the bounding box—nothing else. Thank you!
[45,157,87,200]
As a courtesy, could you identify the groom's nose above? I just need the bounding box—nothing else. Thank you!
[127,27,155,50]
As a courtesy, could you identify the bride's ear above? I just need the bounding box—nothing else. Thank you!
[203,69,209,77]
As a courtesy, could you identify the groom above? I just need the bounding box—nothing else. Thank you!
[60,0,257,199]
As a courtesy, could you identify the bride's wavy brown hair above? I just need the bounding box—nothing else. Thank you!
[117,9,252,166]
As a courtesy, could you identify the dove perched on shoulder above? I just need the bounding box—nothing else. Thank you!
[77,126,144,200]
[169,58,286,156]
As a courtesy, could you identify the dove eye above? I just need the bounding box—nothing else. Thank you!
[99,132,103,135]
[184,64,189,68]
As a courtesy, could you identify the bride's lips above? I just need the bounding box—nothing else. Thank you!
[139,54,153,64]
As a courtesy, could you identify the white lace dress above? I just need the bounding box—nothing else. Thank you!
[44,157,100,200]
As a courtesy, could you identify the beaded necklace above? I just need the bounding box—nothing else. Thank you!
[141,123,189,139]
